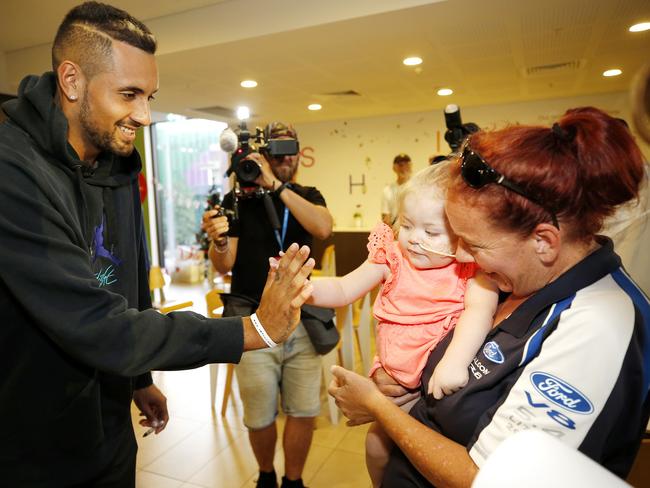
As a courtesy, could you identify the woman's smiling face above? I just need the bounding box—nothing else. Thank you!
[445,196,543,297]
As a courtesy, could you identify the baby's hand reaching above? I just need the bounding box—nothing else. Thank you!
[427,358,469,400]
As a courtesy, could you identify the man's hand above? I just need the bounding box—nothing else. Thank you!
[133,384,169,435]
[201,208,229,241]
[247,152,282,191]
[328,365,386,426]
[248,243,314,349]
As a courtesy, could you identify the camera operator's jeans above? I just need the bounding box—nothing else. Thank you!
[235,323,321,430]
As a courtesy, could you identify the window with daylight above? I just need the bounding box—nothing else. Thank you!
[151,118,229,275]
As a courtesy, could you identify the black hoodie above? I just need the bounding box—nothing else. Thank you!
[0,72,244,485]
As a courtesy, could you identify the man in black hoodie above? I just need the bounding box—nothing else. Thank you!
[0,2,315,486]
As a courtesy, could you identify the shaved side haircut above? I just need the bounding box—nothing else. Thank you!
[52,1,157,79]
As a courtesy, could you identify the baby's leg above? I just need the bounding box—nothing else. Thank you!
[365,396,419,487]
[365,421,393,488]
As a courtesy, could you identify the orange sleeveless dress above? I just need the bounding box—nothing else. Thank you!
[367,223,477,389]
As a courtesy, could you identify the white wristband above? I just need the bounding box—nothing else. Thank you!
[250,313,278,348]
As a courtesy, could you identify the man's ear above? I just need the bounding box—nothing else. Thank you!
[532,223,561,265]
[57,61,83,102]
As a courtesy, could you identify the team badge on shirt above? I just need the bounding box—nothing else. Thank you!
[482,341,505,364]
[530,371,594,414]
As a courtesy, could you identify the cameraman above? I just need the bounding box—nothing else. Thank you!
[202,121,333,488]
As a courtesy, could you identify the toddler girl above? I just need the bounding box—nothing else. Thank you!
[308,162,498,487]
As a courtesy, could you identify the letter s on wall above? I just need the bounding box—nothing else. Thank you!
[300,146,315,167]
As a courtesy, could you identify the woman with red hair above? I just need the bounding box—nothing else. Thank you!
[329,107,649,487]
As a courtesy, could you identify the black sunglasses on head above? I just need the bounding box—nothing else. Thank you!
[460,143,559,229]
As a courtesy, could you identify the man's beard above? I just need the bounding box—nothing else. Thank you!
[79,95,133,158]
[273,160,297,182]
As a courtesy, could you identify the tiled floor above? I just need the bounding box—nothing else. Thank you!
[133,280,372,488]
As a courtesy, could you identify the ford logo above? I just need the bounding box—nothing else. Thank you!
[530,372,593,414]
[482,341,504,364]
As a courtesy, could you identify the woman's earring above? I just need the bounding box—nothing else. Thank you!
[69,94,77,101]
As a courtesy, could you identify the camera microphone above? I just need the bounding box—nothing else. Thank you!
[443,104,479,152]
[444,104,462,129]
[219,128,238,153]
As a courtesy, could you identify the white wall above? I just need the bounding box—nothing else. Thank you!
[293,91,649,229]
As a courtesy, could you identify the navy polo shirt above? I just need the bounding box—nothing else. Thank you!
[382,237,650,487]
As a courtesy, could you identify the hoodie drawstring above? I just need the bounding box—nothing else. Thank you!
[103,187,119,257]
[73,164,92,256]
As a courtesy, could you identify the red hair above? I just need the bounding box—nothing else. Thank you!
[449,107,645,241]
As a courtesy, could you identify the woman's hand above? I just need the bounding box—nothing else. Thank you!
[372,367,420,407]
[201,208,229,241]
[328,365,387,426]
[253,243,315,346]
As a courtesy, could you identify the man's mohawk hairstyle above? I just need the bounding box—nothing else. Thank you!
[52,1,156,75]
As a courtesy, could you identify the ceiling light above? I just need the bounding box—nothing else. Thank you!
[308,103,322,111]
[236,106,250,120]
[403,57,423,66]
[629,22,650,32]
[602,69,622,77]
[240,80,258,88]
[437,88,453,96]
[166,113,186,122]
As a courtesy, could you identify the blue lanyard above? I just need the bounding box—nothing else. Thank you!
[274,206,290,251]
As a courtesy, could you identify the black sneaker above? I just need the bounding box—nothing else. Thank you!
[280,476,306,488]
[256,470,278,488]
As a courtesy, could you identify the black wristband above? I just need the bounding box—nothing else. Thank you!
[275,182,289,196]
[214,236,228,250]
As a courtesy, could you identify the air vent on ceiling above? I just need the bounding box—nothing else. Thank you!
[524,60,584,77]
[319,90,362,97]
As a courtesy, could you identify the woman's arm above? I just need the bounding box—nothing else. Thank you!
[308,259,386,308]
[429,271,499,398]
[329,366,479,488]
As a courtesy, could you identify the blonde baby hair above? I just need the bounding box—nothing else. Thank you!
[396,160,451,224]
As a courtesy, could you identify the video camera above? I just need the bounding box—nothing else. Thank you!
[443,104,480,153]
[222,121,299,187]
[218,121,300,232]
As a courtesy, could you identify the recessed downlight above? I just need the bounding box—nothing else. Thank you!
[437,88,453,96]
[236,106,250,120]
[308,103,322,111]
[629,22,650,32]
[403,57,423,66]
[603,69,622,77]
[240,80,258,88]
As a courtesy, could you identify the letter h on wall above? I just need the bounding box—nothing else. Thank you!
[349,174,366,194]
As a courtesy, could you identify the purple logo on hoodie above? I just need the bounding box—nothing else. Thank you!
[92,216,122,266]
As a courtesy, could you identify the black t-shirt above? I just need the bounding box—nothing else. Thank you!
[222,184,326,302]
